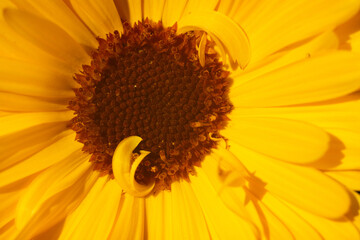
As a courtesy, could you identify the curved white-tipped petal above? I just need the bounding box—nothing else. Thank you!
[112,136,155,197]
[177,10,251,69]
[198,32,207,67]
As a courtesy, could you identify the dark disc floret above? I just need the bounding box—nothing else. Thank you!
[68,19,233,192]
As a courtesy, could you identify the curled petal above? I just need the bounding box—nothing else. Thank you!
[198,32,207,67]
[178,11,251,69]
[112,136,155,197]
[208,33,227,65]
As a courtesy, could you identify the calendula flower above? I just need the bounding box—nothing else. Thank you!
[1,0,360,239]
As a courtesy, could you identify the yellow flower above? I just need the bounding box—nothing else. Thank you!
[1,0,360,239]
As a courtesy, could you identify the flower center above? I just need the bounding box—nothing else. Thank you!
[68,20,232,191]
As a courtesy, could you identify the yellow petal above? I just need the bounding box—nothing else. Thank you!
[0,1,87,70]
[143,0,166,21]
[350,31,360,52]
[285,199,360,240]
[231,31,339,83]
[326,170,360,191]
[223,117,329,164]
[15,151,91,230]
[58,176,107,239]
[0,222,18,240]
[128,0,142,24]
[0,176,34,236]
[89,181,123,240]
[113,0,129,22]
[0,39,73,75]
[0,58,75,99]
[4,9,90,69]
[216,0,243,19]
[10,0,97,48]
[200,154,249,211]
[231,51,360,107]
[70,0,123,37]
[311,129,360,170]
[247,190,323,240]
[201,154,260,223]
[0,111,72,137]
[31,220,65,240]
[230,142,351,219]
[162,186,174,239]
[190,168,259,240]
[0,93,66,112]
[108,194,145,240]
[231,92,360,132]
[113,0,142,25]
[145,192,166,240]
[351,191,360,233]
[112,136,154,197]
[182,0,218,15]
[169,181,211,240]
[15,170,99,240]
[0,132,82,187]
[0,111,11,117]
[162,0,188,27]
[198,32,207,67]
[244,191,296,240]
[0,188,24,229]
[211,148,250,186]
[203,149,324,239]
[0,1,29,59]
[236,0,360,62]
[178,11,251,69]
[0,37,68,73]
[59,179,121,240]
[0,122,67,171]
[2,0,34,12]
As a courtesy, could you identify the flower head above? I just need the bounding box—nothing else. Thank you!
[1,0,360,239]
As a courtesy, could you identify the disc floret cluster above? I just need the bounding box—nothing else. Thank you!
[68,19,233,191]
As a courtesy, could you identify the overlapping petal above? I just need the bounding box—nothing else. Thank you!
[4,9,90,69]
[108,195,145,240]
[70,0,123,37]
[59,178,121,240]
[223,117,329,164]
[15,170,99,240]
[0,132,82,187]
[229,142,352,219]
[0,58,75,99]
[230,51,360,107]
[234,0,360,63]
[0,122,68,171]
[9,0,97,48]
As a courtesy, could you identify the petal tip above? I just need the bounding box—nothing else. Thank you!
[112,136,154,197]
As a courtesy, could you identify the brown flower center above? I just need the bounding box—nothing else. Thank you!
[68,20,232,191]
